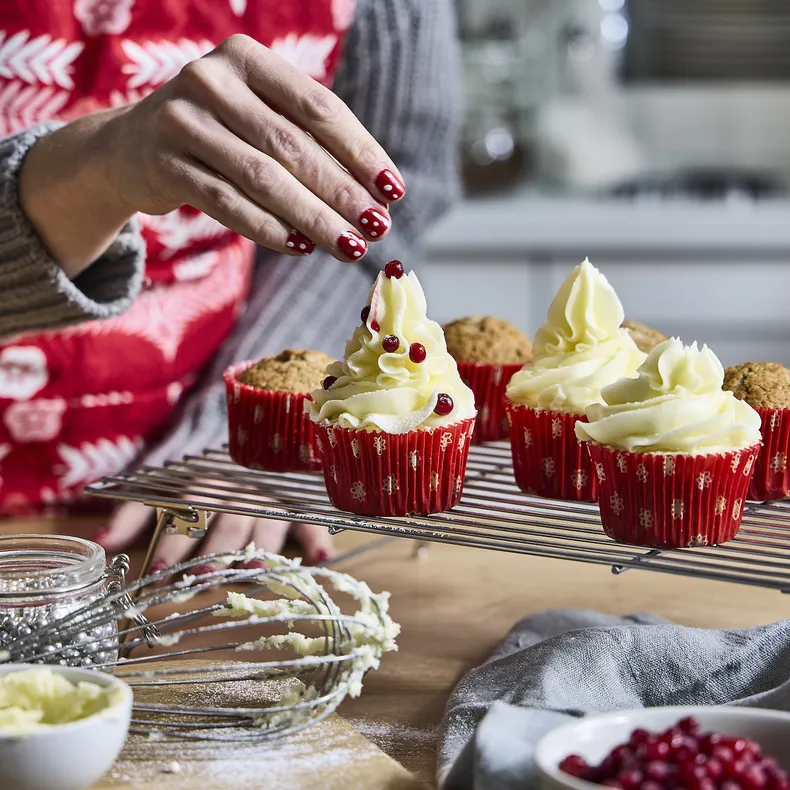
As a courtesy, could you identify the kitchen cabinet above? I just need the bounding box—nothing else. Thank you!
[422,195,790,367]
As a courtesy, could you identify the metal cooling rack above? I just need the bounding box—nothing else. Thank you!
[86,443,790,594]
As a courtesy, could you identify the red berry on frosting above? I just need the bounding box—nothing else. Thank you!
[361,305,371,324]
[409,343,426,363]
[434,393,454,416]
[370,320,380,332]
[384,260,404,279]
[382,334,400,353]
[322,376,337,390]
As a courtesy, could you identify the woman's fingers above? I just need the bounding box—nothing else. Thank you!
[168,155,317,257]
[181,117,372,261]
[191,75,392,245]
[211,36,406,204]
[93,502,153,552]
[291,523,334,565]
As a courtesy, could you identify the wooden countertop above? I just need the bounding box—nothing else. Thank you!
[3,518,789,787]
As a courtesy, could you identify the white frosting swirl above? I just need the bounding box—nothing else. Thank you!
[575,338,762,453]
[506,258,645,413]
[308,270,476,433]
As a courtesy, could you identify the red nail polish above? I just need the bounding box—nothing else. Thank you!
[338,231,367,260]
[148,560,168,575]
[359,208,390,239]
[375,169,405,201]
[238,560,267,570]
[191,563,216,577]
[314,549,330,564]
[286,230,315,255]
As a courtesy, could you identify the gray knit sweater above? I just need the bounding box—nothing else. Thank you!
[0,0,461,468]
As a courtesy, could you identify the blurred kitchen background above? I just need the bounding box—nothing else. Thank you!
[421,0,790,366]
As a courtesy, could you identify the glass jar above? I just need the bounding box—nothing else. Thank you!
[0,535,121,668]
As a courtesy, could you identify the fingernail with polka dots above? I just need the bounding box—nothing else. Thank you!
[338,230,368,261]
[375,169,405,201]
[359,208,390,239]
[286,230,315,255]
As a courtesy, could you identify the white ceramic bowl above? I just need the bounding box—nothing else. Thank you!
[535,706,790,790]
[0,663,132,790]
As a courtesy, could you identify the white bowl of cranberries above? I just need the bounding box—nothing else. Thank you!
[535,707,790,790]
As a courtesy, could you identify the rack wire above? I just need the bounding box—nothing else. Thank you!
[86,443,790,594]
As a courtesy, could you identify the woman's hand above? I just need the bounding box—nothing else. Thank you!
[93,500,334,575]
[20,34,405,277]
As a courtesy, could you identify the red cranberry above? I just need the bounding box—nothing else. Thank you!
[434,393,454,416]
[640,782,663,790]
[722,782,743,790]
[629,729,651,747]
[712,746,735,763]
[705,758,724,781]
[382,334,400,353]
[559,755,589,778]
[678,717,702,735]
[617,769,643,790]
[322,376,337,390]
[361,305,371,324]
[370,320,380,332]
[384,260,404,279]
[743,767,769,790]
[644,741,671,761]
[610,745,632,765]
[409,342,427,363]
[726,760,750,779]
[645,761,671,783]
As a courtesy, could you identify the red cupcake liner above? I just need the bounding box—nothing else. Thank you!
[586,442,761,548]
[749,407,790,501]
[313,418,476,516]
[224,361,322,473]
[505,402,597,501]
[457,362,523,444]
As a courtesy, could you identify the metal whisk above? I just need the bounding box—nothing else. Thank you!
[0,547,399,742]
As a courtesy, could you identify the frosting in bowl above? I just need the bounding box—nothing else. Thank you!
[308,268,475,433]
[575,338,762,453]
[506,258,645,413]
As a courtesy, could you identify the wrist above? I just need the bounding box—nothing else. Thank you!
[19,108,137,278]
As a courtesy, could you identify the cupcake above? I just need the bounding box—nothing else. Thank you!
[723,361,790,501]
[576,339,762,548]
[504,258,645,501]
[308,260,477,516]
[224,349,334,472]
[622,319,668,354]
[443,316,533,444]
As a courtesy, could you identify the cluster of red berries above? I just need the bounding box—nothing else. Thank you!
[559,717,789,790]
[344,261,454,416]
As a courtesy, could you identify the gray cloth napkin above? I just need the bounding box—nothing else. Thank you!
[438,609,790,790]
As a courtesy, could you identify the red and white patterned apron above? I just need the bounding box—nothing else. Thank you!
[0,0,354,515]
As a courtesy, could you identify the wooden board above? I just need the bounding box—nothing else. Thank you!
[92,662,425,790]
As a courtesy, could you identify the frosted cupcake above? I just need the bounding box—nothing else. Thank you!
[308,261,477,516]
[443,316,532,444]
[724,361,790,501]
[576,339,762,548]
[505,259,645,501]
[224,349,333,472]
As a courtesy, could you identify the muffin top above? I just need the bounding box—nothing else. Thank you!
[442,316,532,365]
[723,361,790,409]
[621,319,668,354]
[238,349,334,394]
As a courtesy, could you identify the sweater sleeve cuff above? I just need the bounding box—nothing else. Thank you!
[0,122,145,338]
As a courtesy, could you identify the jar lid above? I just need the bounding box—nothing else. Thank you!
[0,535,106,598]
